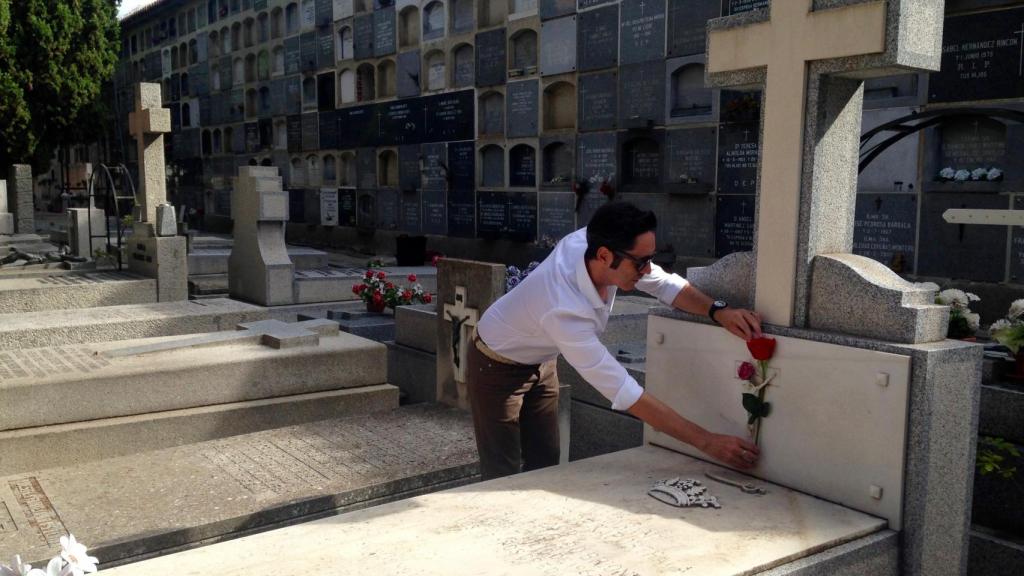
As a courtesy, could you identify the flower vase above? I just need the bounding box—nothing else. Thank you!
[366,300,386,314]
[1010,350,1024,381]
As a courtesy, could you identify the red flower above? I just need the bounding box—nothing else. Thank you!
[365,270,373,279]
[385,282,394,290]
[423,293,432,303]
[377,271,387,280]
[372,292,383,304]
[737,361,756,381]
[746,337,776,361]
[431,255,441,266]
[402,290,413,300]
[408,274,417,282]
[352,284,363,295]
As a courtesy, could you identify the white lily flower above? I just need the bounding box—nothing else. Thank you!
[939,167,956,179]
[991,319,1013,333]
[965,312,981,332]
[58,535,97,576]
[937,288,970,309]
[954,169,971,181]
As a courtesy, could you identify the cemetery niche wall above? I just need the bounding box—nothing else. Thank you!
[118,0,1024,283]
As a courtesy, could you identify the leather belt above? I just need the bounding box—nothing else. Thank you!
[473,330,524,366]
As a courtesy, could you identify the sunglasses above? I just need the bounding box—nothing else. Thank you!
[613,250,655,270]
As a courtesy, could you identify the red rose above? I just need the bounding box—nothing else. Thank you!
[403,290,412,300]
[352,284,362,295]
[365,271,373,279]
[737,361,755,381]
[746,337,776,361]
[423,293,432,303]
[385,282,394,290]
[372,292,383,303]
[377,271,386,280]
[408,274,417,282]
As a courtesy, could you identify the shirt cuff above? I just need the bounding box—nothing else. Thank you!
[610,377,645,411]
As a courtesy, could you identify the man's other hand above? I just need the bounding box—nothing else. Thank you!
[717,308,762,341]
[700,433,760,470]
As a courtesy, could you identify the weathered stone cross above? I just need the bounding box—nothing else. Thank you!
[443,286,478,384]
[706,0,944,326]
[103,318,340,358]
[128,83,172,225]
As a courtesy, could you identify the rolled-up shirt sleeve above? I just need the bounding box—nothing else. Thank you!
[540,309,644,411]
[636,263,689,306]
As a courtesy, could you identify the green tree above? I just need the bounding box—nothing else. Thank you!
[0,0,120,171]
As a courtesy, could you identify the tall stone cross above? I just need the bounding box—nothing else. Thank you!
[443,286,479,384]
[128,83,172,225]
[707,0,944,326]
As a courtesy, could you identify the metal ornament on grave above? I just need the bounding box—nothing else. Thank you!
[706,0,944,326]
[443,286,479,384]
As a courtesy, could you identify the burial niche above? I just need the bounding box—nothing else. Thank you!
[622,136,662,187]
[357,63,376,101]
[377,60,397,98]
[453,43,474,87]
[543,141,573,185]
[233,57,244,83]
[670,63,712,118]
[274,119,287,149]
[510,0,537,17]
[244,17,255,47]
[202,130,213,155]
[509,29,537,75]
[271,7,283,38]
[338,26,353,60]
[224,126,234,152]
[246,88,258,116]
[259,86,271,114]
[212,66,222,90]
[451,0,474,33]
[339,151,356,186]
[231,22,241,53]
[257,12,269,42]
[291,156,306,186]
[245,53,257,82]
[339,68,356,103]
[479,91,504,136]
[478,0,506,28]
[425,50,446,91]
[220,26,230,53]
[273,46,285,75]
[258,50,270,80]
[212,129,223,154]
[324,154,337,184]
[306,154,322,186]
[423,2,446,41]
[302,76,316,108]
[509,143,536,187]
[543,81,575,131]
[189,39,198,64]
[181,72,190,96]
[399,6,420,48]
[480,144,505,187]
[285,2,299,35]
[318,72,335,109]
[300,0,315,29]
[379,150,399,188]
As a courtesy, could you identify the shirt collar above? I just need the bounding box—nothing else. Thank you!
[575,254,608,309]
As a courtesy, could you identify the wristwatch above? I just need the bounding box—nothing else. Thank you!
[708,300,729,324]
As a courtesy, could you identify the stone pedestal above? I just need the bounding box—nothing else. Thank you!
[7,164,33,234]
[128,231,188,302]
[68,207,107,259]
[228,166,295,306]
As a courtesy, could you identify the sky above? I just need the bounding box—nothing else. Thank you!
[118,0,161,19]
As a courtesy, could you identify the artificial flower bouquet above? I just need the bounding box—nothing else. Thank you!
[352,270,432,312]
[935,288,981,339]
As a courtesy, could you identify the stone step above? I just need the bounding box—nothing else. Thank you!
[0,385,398,475]
[980,383,1024,445]
[0,329,387,431]
[395,303,437,353]
[968,528,1024,576]
[0,271,156,313]
[0,404,477,568]
[188,247,329,275]
[0,298,267,351]
[188,273,229,295]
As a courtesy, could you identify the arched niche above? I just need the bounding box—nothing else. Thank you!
[273,46,285,76]
[543,140,573,185]
[181,72,190,96]
[285,3,299,35]
[509,29,537,74]
[224,126,235,152]
[399,6,420,48]
[201,129,212,156]
[243,17,255,47]
[451,0,474,34]
[670,62,712,119]
[271,7,283,38]
[245,53,257,83]
[302,76,317,107]
[423,1,446,41]
[212,66,222,91]
[480,144,504,187]
[509,143,536,187]
[452,43,474,87]
[356,63,376,101]
[231,22,241,53]
[424,50,446,92]
[171,45,180,70]
[478,0,506,28]
[377,60,397,98]
[257,12,269,42]
[245,88,258,117]
[257,50,270,80]
[306,153,322,186]
[220,26,230,53]
[212,129,223,154]
[323,154,337,184]
[378,150,399,188]
[339,151,357,186]
[478,91,504,136]
[290,156,306,187]
[338,26,354,60]
[543,81,575,131]
[274,119,287,149]
[182,102,192,127]
[208,32,219,58]
[339,68,357,104]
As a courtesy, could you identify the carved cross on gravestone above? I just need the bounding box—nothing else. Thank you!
[103,318,340,358]
[443,285,479,384]
[706,0,944,326]
[128,83,172,225]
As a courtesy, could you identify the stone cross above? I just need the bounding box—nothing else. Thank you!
[443,286,478,384]
[103,318,340,358]
[706,0,943,326]
[128,83,172,225]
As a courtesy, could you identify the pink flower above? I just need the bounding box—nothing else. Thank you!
[737,361,755,381]
[408,274,417,282]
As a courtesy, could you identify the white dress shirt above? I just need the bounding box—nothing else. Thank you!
[477,228,689,411]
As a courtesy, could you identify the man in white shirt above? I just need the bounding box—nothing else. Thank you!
[471,202,763,480]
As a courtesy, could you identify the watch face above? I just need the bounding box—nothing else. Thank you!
[714,300,727,309]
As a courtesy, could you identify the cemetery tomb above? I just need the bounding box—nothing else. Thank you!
[0,272,157,314]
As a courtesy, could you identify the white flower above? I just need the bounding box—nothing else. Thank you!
[965,312,981,332]
[0,556,29,576]
[937,288,970,309]
[971,167,989,181]
[987,167,1003,180]
[28,558,64,576]
[59,535,97,576]
[939,167,956,179]
[991,319,1012,333]
[954,169,971,181]
[1009,299,1024,320]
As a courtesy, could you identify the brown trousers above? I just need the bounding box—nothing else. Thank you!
[466,334,560,481]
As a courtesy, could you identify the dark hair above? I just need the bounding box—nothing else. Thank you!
[584,202,657,263]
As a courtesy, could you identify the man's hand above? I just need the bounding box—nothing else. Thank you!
[716,307,762,341]
[699,432,760,470]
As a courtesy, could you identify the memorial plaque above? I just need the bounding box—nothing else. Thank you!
[715,195,756,257]
[726,0,768,14]
[400,189,422,233]
[541,16,577,76]
[338,104,378,148]
[424,90,475,142]
[220,56,233,90]
[397,50,421,98]
[618,62,665,128]
[579,0,614,8]
[374,7,396,57]
[354,13,375,60]
[541,135,575,187]
[422,189,446,235]
[929,7,1024,103]
[376,188,399,230]
[538,191,576,243]
[230,124,245,153]
[476,28,507,88]
[421,143,448,191]
[509,144,537,188]
[932,116,1009,179]
[321,187,339,226]
[479,91,505,135]
[477,191,507,238]
[510,192,540,241]
[666,127,716,194]
[423,2,445,40]
[318,27,335,69]
[540,0,575,20]
[620,132,664,192]
[919,192,1008,282]
[289,189,307,223]
[447,188,475,237]
[338,188,357,226]
[357,148,377,189]
[853,194,918,272]
[454,45,475,87]
[356,191,376,228]
[316,0,334,27]
[191,63,210,96]
[620,0,666,65]
[507,80,539,138]
[624,193,714,258]
[334,0,354,20]
[448,141,475,191]
[398,145,421,192]
[577,131,618,183]
[170,73,182,102]
[578,72,617,132]
[1009,196,1024,282]
[577,4,618,72]
[717,122,759,195]
[319,110,339,149]
[379,100,425,145]
[301,112,319,151]
[285,37,302,75]
[271,79,287,116]
[301,32,318,72]
[286,76,303,115]
[287,115,303,153]
[452,0,474,34]
[481,144,505,187]
[667,0,718,57]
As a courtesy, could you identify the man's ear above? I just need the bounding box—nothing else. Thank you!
[595,246,614,266]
